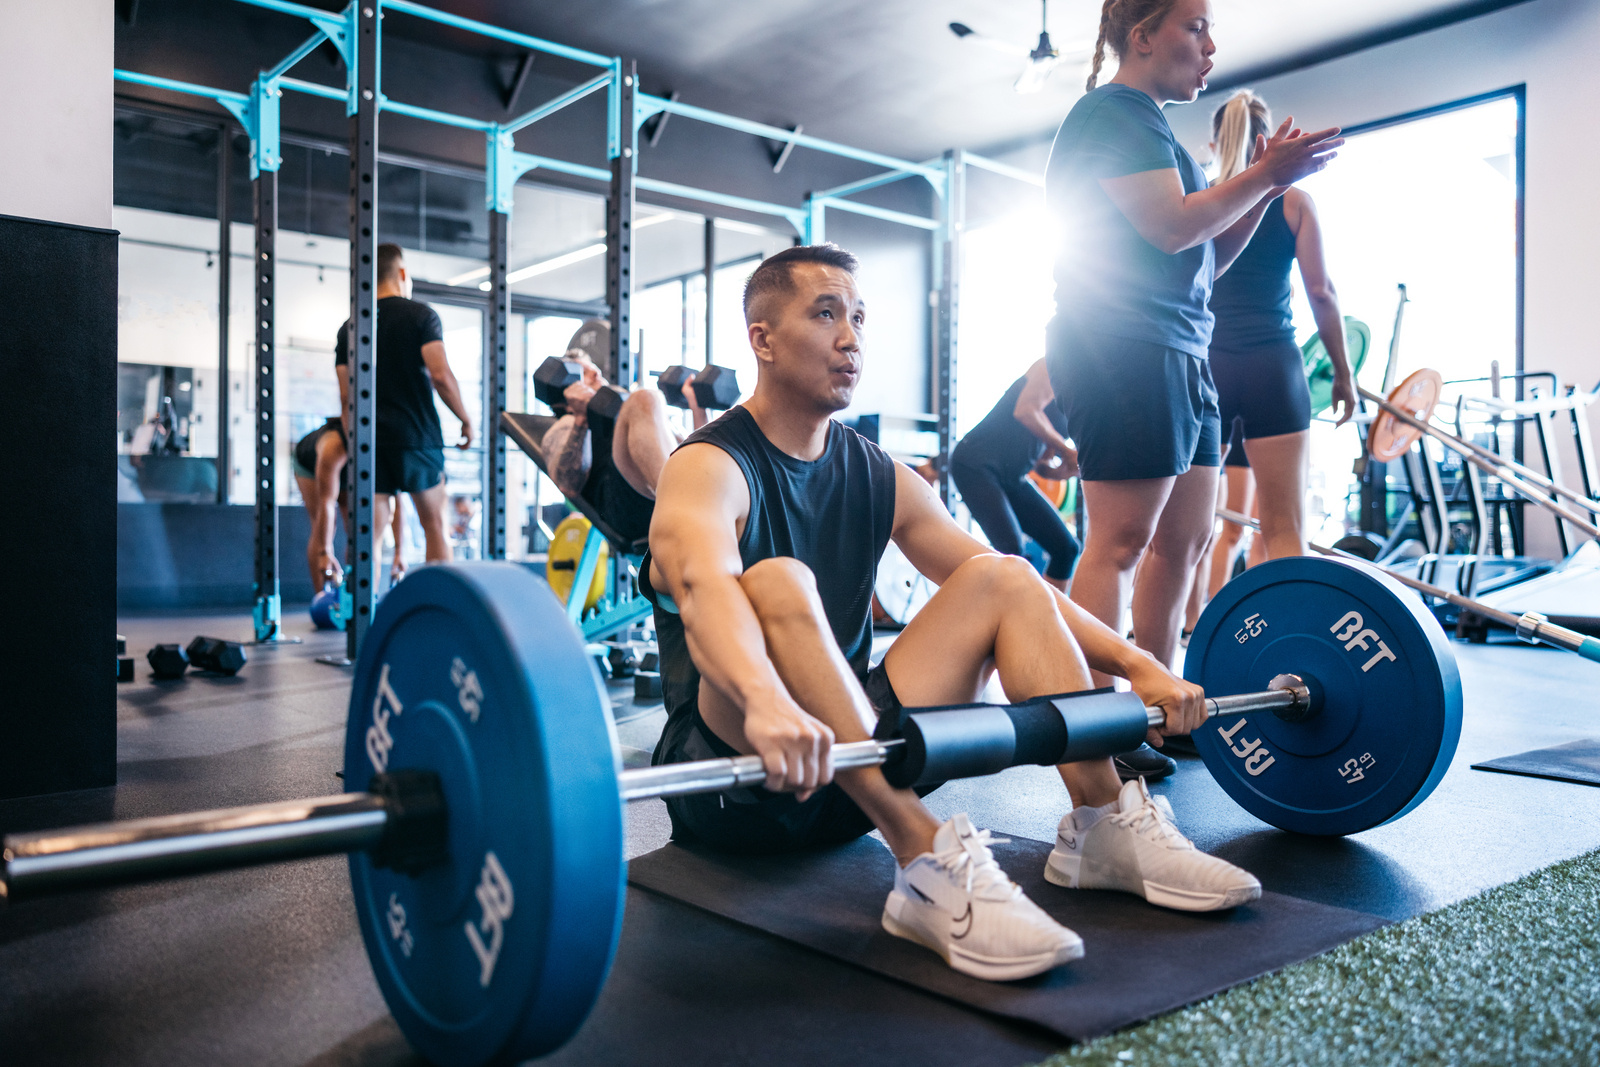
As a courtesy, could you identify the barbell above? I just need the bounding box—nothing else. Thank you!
[1361,372,1600,540]
[1215,506,1600,664]
[2,555,1463,1064]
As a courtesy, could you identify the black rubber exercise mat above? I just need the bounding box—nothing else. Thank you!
[1472,738,1600,787]
[628,834,1387,1042]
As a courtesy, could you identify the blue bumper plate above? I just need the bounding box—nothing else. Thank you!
[344,563,623,1066]
[1186,556,1462,836]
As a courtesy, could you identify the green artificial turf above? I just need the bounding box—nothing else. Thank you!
[1038,847,1600,1067]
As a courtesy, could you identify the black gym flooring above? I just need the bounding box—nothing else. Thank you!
[3,612,1599,1066]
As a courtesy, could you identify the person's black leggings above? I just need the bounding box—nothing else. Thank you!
[951,461,1080,581]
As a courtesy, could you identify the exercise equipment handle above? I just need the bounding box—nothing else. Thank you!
[617,739,900,801]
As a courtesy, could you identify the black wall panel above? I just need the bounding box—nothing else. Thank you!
[0,214,118,799]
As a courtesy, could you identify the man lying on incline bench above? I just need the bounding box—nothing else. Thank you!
[644,244,1259,981]
[541,348,709,544]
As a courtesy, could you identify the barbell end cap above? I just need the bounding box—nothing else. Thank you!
[1267,672,1319,723]
[1515,612,1548,644]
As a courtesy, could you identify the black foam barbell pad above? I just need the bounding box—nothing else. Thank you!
[878,689,1151,789]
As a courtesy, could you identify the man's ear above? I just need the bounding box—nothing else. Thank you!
[748,320,776,366]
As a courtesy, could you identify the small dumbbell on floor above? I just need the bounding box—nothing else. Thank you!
[147,643,189,680]
[186,636,247,675]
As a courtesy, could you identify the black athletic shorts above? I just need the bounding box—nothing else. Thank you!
[1210,336,1312,441]
[656,662,920,854]
[1224,417,1251,467]
[1047,324,1221,481]
[374,446,445,495]
[583,462,655,547]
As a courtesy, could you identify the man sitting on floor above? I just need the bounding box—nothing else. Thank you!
[541,345,709,545]
[644,244,1260,982]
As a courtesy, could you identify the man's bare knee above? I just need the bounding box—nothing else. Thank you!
[949,551,1041,595]
[739,557,820,622]
[621,387,667,425]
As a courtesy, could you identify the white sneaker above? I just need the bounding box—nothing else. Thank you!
[882,813,1083,980]
[1044,779,1261,912]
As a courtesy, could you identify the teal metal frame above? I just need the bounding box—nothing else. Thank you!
[112,0,1045,643]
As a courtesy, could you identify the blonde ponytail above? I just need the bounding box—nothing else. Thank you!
[1210,90,1271,182]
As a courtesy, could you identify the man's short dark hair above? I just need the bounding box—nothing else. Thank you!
[742,243,859,323]
[377,243,406,282]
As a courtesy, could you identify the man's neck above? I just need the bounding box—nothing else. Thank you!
[375,282,405,300]
[742,390,832,462]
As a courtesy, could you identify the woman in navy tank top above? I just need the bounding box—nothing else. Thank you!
[1205,90,1357,560]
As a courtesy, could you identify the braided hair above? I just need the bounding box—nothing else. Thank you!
[1210,90,1271,182]
[1085,0,1185,92]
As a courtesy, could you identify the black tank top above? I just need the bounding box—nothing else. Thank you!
[647,406,898,726]
[951,374,1071,479]
[1209,195,1296,350]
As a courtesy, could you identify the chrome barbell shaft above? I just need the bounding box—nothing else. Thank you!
[617,739,899,801]
[2,793,388,904]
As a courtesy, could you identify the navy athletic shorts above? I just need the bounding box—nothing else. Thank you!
[1047,324,1221,481]
[374,446,445,495]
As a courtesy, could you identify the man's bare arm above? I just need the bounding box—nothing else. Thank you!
[542,417,590,499]
[421,340,474,448]
[649,444,833,791]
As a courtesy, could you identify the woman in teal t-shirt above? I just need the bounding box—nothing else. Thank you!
[1044,0,1341,682]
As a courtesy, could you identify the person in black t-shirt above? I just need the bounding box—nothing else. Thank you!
[644,245,1258,985]
[335,243,474,563]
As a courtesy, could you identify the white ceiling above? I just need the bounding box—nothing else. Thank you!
[472,0,1524,159]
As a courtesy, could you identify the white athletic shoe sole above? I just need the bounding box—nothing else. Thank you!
[1043,851,1261,912]
[881,890,1084,981]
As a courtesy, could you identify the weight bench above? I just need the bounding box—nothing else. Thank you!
[501,410,655,645]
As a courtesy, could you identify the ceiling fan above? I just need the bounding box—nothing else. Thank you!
[950,0,1092,94]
